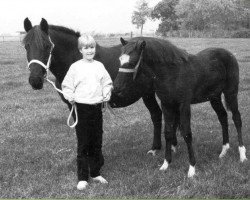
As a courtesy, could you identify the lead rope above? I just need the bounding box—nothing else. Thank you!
[45,77,78,128]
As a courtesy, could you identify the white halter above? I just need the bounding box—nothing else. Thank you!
[27,36,54,72]
[27,36,78,128]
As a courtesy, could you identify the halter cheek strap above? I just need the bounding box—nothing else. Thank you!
[27,36,54,72]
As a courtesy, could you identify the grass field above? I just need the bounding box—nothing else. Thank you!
[0,38,249,198]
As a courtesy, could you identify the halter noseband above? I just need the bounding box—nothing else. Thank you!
[118,50,143,80]
[27,36,55,73]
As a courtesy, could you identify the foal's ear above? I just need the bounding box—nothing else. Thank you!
[24,17,33,32]
[40,18,49,34]
[138,40,146,50]
[120,37,128,46]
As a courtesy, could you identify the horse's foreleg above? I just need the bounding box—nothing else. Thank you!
[142,94,162,155]
[210,97,230,158]
[159,104,176,171]
[179,103,196,177]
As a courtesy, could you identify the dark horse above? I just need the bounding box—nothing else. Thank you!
[23,18,168,154]
[113,37,247,177]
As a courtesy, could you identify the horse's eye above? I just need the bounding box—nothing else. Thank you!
[24,44,30,50]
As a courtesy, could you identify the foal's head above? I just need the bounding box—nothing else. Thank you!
[23,18,54,89]
[113,37,146,97]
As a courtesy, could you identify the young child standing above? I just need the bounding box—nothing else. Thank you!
[62,34,113,190]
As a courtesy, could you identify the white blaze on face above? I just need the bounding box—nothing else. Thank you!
[119,54,130,66]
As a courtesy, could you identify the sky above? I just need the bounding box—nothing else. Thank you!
[0,0,161,35]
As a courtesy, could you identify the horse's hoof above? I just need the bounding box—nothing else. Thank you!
[187,165,195,178]
[239,146,247,162]
[147,150,156,156]
[219,143,230,158]
[159,159,169,171]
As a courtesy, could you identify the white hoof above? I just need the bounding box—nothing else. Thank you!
[171,145,176,153]
[147,150,156,156]
[159,159,169,171]
[219,143,230,158]
[239,146,247,162]
[187,165,195,178]
[77,181,88,190]
[92,176,108,184]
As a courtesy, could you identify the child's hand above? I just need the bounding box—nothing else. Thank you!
[103,90,112,102]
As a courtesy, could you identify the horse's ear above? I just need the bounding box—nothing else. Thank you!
[40,18,49,34]
[24,17,32,32]
[140,41,146,50]
[120,37,128,46]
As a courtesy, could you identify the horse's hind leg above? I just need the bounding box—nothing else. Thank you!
[210,97,230,158]
[225,94,247,162]
[142,94,162,156]
[159,103,177,171]
[171,110,180,153]
[179,103,196,177]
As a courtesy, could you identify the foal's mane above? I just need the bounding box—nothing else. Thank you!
[22,25,81,49]
[129,37,189,66]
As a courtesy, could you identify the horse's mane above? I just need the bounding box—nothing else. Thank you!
[22,25,81,49]
[130,37,189,66]
[49,25,80,38]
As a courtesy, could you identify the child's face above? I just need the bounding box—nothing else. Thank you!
[80,45,96,61]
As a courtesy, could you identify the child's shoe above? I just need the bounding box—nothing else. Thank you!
[92,176,108,184]
[77,181,88,190]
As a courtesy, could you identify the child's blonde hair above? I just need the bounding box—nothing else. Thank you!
[78,34,96,49]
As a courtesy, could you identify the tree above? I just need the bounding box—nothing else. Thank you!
[175,0,250,31]
[151,0,179,36]
[131,0,151,35]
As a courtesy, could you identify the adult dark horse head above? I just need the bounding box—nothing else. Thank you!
[114,37,247,177]
[23,18,165,154]
[23,18,81,90]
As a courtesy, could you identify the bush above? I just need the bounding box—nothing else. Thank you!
[231,30,250,38]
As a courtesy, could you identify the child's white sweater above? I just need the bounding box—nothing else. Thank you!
[62,59,113,104]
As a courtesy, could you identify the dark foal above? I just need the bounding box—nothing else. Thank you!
[113,37,247,177]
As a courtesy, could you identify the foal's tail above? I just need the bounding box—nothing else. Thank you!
[223,50,240,111]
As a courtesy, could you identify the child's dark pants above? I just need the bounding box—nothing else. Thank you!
[75,103,104,181]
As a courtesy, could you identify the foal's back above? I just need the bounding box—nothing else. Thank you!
[188,48,239,104]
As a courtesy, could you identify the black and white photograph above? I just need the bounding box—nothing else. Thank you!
[0,0,249,198]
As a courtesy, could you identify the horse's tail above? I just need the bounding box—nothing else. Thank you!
[223,50,240,111]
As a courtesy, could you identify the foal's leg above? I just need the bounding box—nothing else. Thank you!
[159,104,176,171]
[171,110,180,153]
[210,97,230,158]
[142,94,162,155]
[179,103,196,177]
[225,94,247,162]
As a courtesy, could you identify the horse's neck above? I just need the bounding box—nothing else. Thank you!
[49,32,81,84]
[95,43,121,80]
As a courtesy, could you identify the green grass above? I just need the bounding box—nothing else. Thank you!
[0,38,249,198]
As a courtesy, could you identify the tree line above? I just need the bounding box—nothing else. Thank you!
[132,0,250,37]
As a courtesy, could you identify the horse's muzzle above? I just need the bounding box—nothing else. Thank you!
[29,76,44,90]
